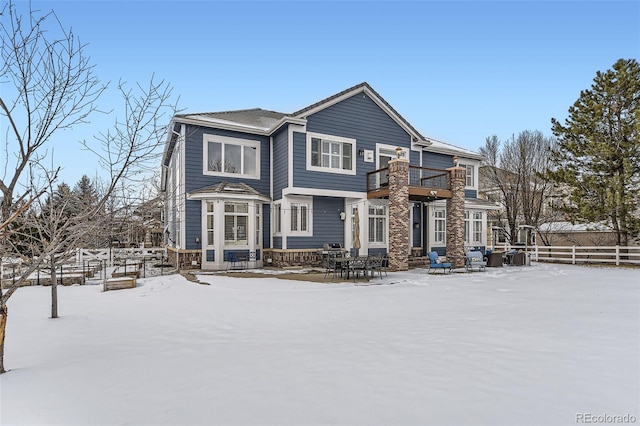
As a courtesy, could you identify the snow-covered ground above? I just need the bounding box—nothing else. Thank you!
[1,263,639,426]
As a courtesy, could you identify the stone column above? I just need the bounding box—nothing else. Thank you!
[388,157,409,271]
[446,164,466,268]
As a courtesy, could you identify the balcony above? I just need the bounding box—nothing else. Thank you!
[366,165,453,202]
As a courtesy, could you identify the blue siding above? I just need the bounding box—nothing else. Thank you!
[185,199,201,250]
[287,196,345,249]
[273,236,282,249]
[312,196,345,247]
[272,126,288,201]
[293,93,412,192]
[183,126,271,195]
[262,204,271,249]
[465,189,478,199]
[423,152,454,169]
[206,250,215,262]
[412,203,421,246]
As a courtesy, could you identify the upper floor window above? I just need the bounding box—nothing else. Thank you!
[462,164,475,187]
[307,132,356,175]
[203,134,260,179]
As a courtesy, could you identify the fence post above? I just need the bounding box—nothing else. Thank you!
[572,246,576,264]
[616,245,620,266]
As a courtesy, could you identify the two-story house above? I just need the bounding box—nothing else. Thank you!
[161,82,496,270]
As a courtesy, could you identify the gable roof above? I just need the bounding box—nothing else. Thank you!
[291,82,428,143]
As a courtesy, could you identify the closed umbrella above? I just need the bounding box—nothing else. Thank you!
[353,208,361,257]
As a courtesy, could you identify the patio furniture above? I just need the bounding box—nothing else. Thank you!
[226,252,247,270]
[367,254,385,279]
[486,251,504,267]
[428,251,452,274]
[347,256,369,282]
[465,251,487,272]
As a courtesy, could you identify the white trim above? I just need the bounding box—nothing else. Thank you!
[202,134,261,179]
[283,187,365,199]
[286,195,313,236]
[306,131,357,176]
[173,115,307,136]
[187,192,270,202]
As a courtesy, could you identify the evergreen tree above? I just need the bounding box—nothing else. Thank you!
[548,58,640,245]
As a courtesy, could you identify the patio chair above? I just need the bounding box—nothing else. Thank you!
[465,250,487,272]
[428,251,452,274]
[367,254,384,279]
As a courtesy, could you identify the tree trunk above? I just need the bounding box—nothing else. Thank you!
[50,265,58,319]
[0,303,7,374]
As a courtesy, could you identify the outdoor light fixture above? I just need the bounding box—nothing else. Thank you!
[453,156,459,167]
[358,148,365,156]
[396,146,403,158]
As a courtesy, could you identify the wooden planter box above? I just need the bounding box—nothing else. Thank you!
[105,277,137,291]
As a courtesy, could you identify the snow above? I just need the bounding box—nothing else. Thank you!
[2,263,639,426]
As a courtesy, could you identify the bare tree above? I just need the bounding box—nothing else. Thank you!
[479,131,557,245]
[0,1,178,373]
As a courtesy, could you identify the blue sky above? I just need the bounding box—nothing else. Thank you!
[13,0,640,186]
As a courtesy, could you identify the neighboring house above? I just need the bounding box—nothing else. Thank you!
[536,221,620,247]
[161,82,495,270]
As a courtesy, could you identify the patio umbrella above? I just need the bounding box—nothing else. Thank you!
[353,208,361,257]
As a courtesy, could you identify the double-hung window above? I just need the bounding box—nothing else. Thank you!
[472,211,483,244]
[434,209,446,244]
[273,203,282,234]
[206,201,215,246]
[368,205,387,244]
[463,164,475,187]
[290,203,309,232]
[307,132,356,175]
[224,202,248,245]
[204,134,260,179]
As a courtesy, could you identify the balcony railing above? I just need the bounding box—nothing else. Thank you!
[367,165,452,200]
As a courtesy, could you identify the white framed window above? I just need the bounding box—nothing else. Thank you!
[460,163,475,187]
[434,209,446,244]
[203,134,260,179]
[368,205,387,244]
[224,202,249,245]
[206,201,215,246]
[288,196,312,235]
[273,203,282,234]
[255,204,261,246]
[465,211,470,244]
[307,132,356,175]
[473,211,483,244]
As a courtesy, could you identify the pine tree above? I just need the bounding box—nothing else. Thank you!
[548,58,640,245]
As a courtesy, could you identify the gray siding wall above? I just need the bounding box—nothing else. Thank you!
[272,127,288,201]
[465,189,478,199]
[287,196,344,249]
[293,93,412,192]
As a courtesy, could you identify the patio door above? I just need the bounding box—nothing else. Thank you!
[377,149,395,187]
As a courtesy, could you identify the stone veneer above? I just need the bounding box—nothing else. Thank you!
[446,165,467,268]
[388,158,410,271]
